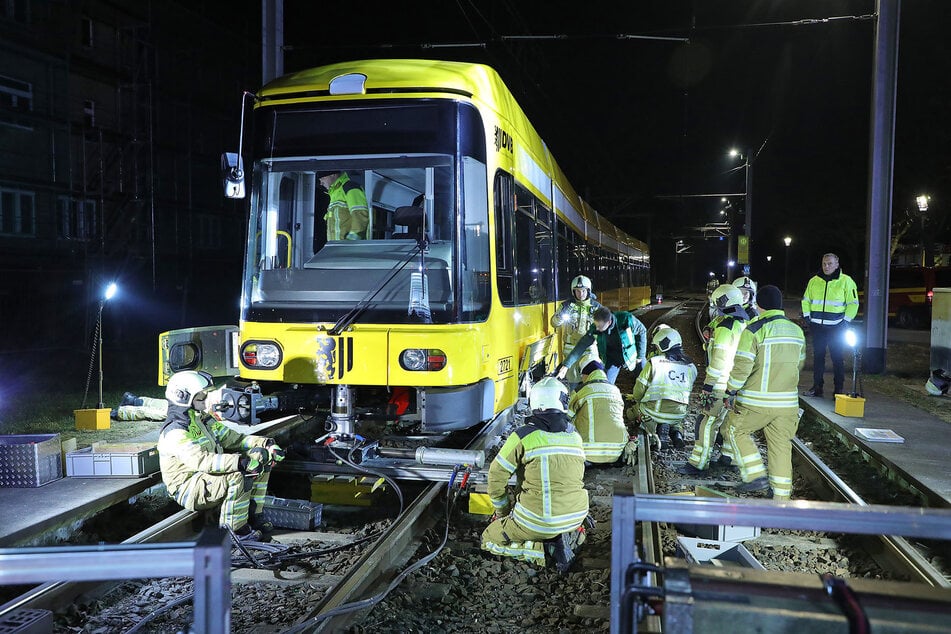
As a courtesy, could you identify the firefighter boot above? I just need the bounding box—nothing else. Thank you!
[669,428,685,449]
[656,423,671,450]
[546,526,585,574]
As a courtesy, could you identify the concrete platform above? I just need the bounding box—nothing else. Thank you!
[0,472,163,546]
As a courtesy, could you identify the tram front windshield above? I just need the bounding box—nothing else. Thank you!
[243,100,490,325]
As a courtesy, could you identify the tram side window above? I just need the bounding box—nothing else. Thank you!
[494,172,515,307]
[556,219,571,299]
[513,184,555,305]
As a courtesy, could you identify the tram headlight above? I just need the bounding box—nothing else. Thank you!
[399,348,447,371]
[240,341,283,369]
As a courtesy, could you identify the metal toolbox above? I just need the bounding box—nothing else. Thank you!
[0,434,63,488]
[66,442,159,478]
[261,495,323,530]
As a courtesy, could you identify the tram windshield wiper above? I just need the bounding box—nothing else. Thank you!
[328,243,422,336]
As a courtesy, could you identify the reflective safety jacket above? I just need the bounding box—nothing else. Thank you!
[487,411,589,537]
[325,172,369,240]
[727,309,806,409]
[632,352,698,423]
[564,311,647,371]
[551,295,603,369]
[157,407,270,499]
[704,316,746,394]
[801,269,859,326]
[568,369,627,463]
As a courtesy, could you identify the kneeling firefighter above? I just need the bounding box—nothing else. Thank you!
[481,377,589,573]
[157,371,286,542]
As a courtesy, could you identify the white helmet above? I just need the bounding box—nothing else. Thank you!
[652,327,682,352]
[925,369,951,396]
[733,276,758,303]
[166,370,214,407]
[710,284,746,317]
[571,275,592,291]
[529,376,569,412]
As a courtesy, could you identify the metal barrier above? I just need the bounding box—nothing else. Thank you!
[0,528,231,633]
[611,487,951,634]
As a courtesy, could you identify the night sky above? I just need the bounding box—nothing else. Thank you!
[278,0,949,293]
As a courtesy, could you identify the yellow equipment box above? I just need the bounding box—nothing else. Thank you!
[310,474,386,506]
[74,408,111,430]
[834,394,866,418]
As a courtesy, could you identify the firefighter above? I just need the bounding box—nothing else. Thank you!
[482,377,589,573]
[680,284,749,476]
[568,359,628,464]
[319,170,369,240]
[801,253,859,397]
[629,328,698,450]
[157,371,286,542]
[732,276,760,318]
[722,285,806,499]
[111,392,168,421]
[557,305,647,385]
[550,275,604,388]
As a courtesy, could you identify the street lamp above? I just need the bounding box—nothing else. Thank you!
[728,147,753,275]
[783,236,792,293]
[727,259,735,281]
[916,194,931,266]
[97,282,118,408]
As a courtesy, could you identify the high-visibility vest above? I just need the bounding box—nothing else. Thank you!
[801,272,859,326]
[728,310,806,409]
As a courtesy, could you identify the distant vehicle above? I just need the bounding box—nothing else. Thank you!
[860,266,951,328]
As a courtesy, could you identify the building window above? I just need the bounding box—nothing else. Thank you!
[0,74,33,130]
[0,188,36,236]
[83,99,95,127]
[196,213,222,249]
[1,0,30,23]
[81,16,94,47]
[56,196,97,240]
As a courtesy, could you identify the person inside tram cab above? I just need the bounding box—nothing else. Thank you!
[550,275,604,389]
[318,170,369,241]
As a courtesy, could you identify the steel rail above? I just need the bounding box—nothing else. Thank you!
[793,438,951,587]
[292,403,512,632]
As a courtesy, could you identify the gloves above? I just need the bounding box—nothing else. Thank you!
[265,440,286,464]
[239,447,270,476]
[622,436,639,466]
[345,231,360,240]
[724,391,737,410]
[698,388,717,411]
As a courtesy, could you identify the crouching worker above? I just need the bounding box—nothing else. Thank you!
[629,328,698,450]
[481,377,589,573]
[568,359,629,465]
[157,371,286,543]
[112,392,168,421]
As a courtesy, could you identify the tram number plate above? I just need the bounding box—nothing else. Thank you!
[497,356,513,376]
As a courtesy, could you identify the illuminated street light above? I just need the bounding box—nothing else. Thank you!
[766,255,773,262]
[844,328,860,397]
[916,194,932,266]
[916,194,930,212]
[783,236,792,293]
[97,282,119,409]
[728,148,740,158]
[728,147,753,276]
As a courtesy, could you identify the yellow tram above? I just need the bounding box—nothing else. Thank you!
[160,59,649,433]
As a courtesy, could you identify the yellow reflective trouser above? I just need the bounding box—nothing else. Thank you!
[688,401,734,470]
[172,469,271,530]
[722,403,799,500]
[481,515,549,566]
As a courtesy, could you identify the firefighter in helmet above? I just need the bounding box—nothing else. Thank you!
[680,284,749,476]
[629,327,698,450]
[482,377,589,573]
[732,276,759,318]
[550,275,604,387]
[157,371,286,542]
